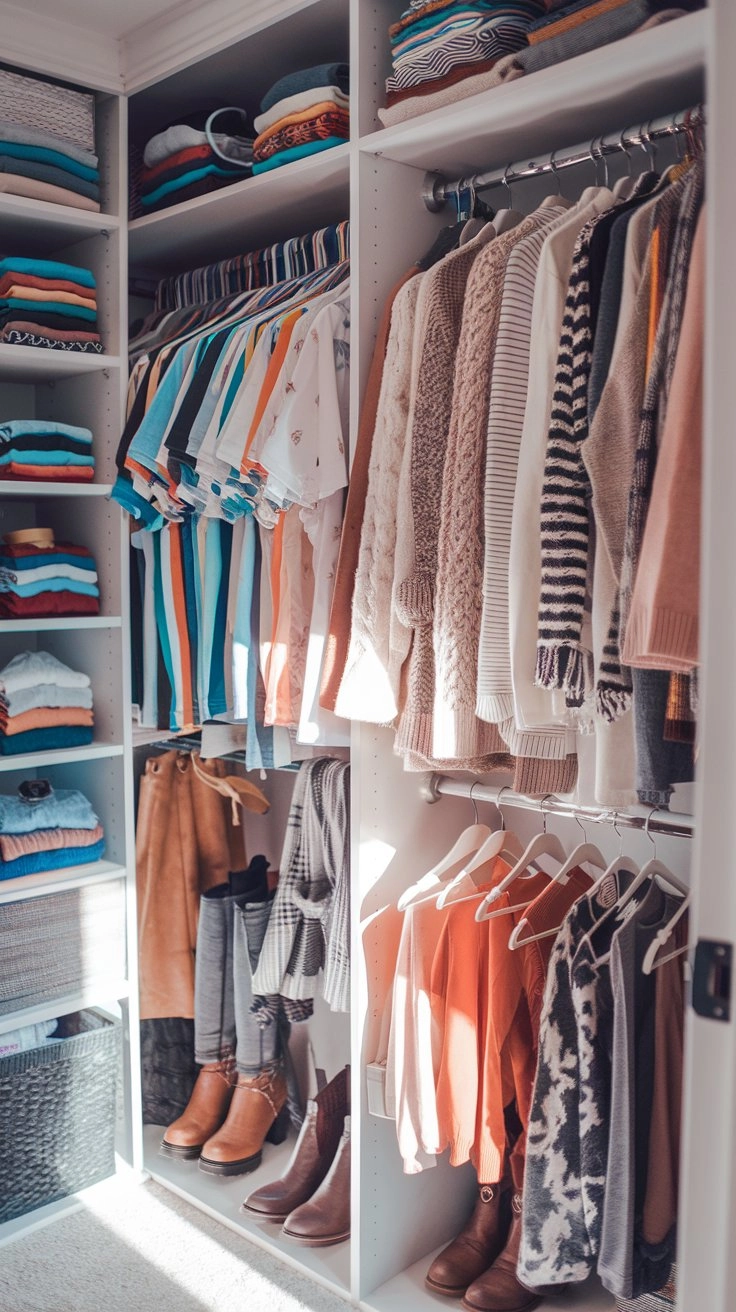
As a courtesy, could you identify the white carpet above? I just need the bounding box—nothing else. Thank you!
[0,1176,350,1312]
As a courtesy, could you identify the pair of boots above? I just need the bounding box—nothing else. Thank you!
[243,1066,350,1247]
[161,1058,290,1175]
[426,1178,544,1311]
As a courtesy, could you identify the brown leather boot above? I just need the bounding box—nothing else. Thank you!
[199,1066,288,1176]
[282,1115,350,1246]
[426,1179,513,1298]
[462,1194,545,1312]
[242,1066,349,1221]
[160,1058,236,1160]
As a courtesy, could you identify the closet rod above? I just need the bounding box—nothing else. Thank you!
[421,773,695,839]
[422,104,704,212]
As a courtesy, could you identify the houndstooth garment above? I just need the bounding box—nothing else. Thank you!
[251,758,350,1021]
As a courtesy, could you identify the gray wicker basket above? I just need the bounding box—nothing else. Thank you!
[0,1009,120,1223]
[0,881,126,1015]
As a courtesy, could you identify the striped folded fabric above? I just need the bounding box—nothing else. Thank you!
[0,419,95,484]
[0,257,101,353]
[252,66,350,176]
[0,650,95,757]
[385,2,544,94]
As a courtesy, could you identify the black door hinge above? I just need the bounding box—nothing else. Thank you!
[692,939,732,1022]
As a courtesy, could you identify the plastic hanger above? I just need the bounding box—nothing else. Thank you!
[611,809,688,915]
[475,796,565,923]
[507,813,604,949]
[397,782,492,910]
[437,788,524,909]
[491,164,524,236]
[642,892,692,975]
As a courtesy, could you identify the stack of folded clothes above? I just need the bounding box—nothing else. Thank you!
[0,66,99,212]
[0,651,94,757]
[0,780,104,881]
[0,528,100,619]
[0,255,102,354]
[139,108,254,216]
[252,62,349,175]
[378,0,695,125]
[0,420,95,483]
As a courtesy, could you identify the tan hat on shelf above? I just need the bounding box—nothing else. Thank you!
[2,527,56,548]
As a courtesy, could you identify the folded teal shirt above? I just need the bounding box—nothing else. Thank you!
[0,139,99,182]
[0,725,94,757]
[1,576,99,598]
[0,450,95,467]
[0,552,95,571]
[141,162,248,207]
[252,136,346,175]
[0,420,92,444]
[0,785,98,829]
[0,836,105,879]
[0,257,95,288]
[0,298,97,321]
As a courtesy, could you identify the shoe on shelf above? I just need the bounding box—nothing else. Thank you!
[242,1065,349,1221]
[198,1066,289,1177]
[160,1057,237,1161]
[426,1177,513,1298]
[281,1115,351,1247]
[462,1193,560,1312]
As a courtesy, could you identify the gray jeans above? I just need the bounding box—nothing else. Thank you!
[194,888,280,1075]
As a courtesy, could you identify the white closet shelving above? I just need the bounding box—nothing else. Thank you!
[1,2,735,1311]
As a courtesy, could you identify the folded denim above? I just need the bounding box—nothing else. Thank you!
[0,419,92,444]
[0,683,93,716]
[0,724,94,755]
[0,821,104,861]
[0,785,99,833]
[0,836,105,880]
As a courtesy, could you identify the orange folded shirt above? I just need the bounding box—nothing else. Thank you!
[0,705,94,736]
[0,464,95,482]
[0,822,104,862]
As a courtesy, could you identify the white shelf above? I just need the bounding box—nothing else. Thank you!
[0,193,119,254]
[0,615,122,632]
[362,1252,616,1312]
[0,977,130,1035]
[128,143,351,272]
[143,1125,350,1300]
[0,482,113,497]
[359,11,707,176]
[0,858,125,904]
[0,741,124,772]
[0,346,121,382]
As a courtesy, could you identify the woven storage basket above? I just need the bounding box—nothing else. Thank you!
[0,881,126,1015]
[0,1009,120,1223]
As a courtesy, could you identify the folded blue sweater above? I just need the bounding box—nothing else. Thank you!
[0,140,99,182]
[0,836,105,880]
[0,298,97,322]
[0,257,95,288]
[0,577,99,599]
[0,420,92,444]
[0,726,94,756]
[0,785,99,831]
[252,137,346,175]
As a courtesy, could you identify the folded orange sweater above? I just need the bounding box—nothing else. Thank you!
[0,705,94,735]
[0,822,104,862]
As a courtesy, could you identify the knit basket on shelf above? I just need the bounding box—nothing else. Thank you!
[0,881,126,1015]
[0,1009,120,1223]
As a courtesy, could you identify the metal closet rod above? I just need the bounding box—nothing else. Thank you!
[421,104,704,212]
[421,773,695,839]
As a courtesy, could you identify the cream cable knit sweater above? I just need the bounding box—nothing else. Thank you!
[335,274,423,723]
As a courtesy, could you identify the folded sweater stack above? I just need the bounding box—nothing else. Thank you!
[140,110,254,215]
[253,62,350,175]
[384,1,544,106]
[0,781,104,881]
[0,532,100,619]
[0,67,99,212]
[0,420,95,483]
[0,256,102,354]
[378,0,694,124]
[0,651,94,757]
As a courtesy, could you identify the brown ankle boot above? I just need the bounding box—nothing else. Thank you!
[426,1179,513,1298]
[462,1194,546,1312]
[199,1067,288,1177]
[282,1115,351,1247]
[242,1066,349,1221]
[160,1058,236,1160]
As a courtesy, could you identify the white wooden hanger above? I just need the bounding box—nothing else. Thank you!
[437,787,524,909]
[397,783,492,911]
[611,809,688,915]
[475,796,565,923]
[642,892,692,975]
[508,813,604,949]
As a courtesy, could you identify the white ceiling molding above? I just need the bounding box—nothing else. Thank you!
[122,0,312,92]
[0,0,124,92]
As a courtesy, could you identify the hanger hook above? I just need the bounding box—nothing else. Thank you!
[495,784,511,832]
[539,793,555,836]
[612,811,624,857]
[619,127,633,177]
[549,146,562,195]
[469,780,480,826]
[645,806,659,853]
[574,809,588,840]
[501,163,514,208]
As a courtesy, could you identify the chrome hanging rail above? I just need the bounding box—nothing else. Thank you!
[421,773,695,839]
[422,104,705,212]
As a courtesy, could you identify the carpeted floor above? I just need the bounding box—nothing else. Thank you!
[0,1177,349,1312]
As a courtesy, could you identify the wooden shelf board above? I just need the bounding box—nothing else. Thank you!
[0,978,130,1035]
[0,615,122,632]
[0,482,113,497]
[0,346,121,382]
[0,741,124,772]
[0,859,126,905]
